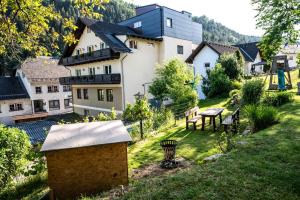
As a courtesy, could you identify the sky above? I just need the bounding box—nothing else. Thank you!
[124,0,264,36]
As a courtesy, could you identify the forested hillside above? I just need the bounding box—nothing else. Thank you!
[192,16,260,44]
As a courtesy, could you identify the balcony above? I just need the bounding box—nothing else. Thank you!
[61,48,120,66]
[59,74,121,85]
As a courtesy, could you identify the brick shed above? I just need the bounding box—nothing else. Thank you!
[41,120,132,200]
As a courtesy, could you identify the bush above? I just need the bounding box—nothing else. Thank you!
[241,79,264,104]
[218,53,244,80]
[231,80,242,90]
[244,105,279,132]
[0,125,31,190]
[152,108,174,130]
[262,91,294,106]
[202,64,232,98]
[229,89,240,98]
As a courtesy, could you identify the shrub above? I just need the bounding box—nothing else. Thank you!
[241,79,264,104]
[202,64,232,98]
[262,91,294,106]
[229,89,240,98]
[244,105,279,132]
[152,108,174,130]
[218,53,244,80]
[0,125,31,190]
[231,80,242,90]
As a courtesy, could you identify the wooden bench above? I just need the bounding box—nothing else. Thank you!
[185,106,201,130]
[222,108,240,134]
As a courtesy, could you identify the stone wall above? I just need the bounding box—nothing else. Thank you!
[45,142,128,199]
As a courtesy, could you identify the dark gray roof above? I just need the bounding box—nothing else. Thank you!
[10,120,57,145]
[0,77,29,100]
[186,42,239,63]
[234,42,260,62]
[60,17,162,62]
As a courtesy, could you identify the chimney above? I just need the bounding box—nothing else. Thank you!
[135,4,160,16]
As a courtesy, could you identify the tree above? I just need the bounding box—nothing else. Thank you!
[123,98,153,139]
[252,0,300,62]
[0,0,109,69]
[218,53,244,80]
[149,59,199,108]
[0,125,31,189]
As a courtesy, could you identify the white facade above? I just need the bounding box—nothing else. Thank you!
[193,46,220,99]
[67,26,199,114]
[278,44,300,68]
[245,53,263,75]
[0,98,32,125]
[16,69,72,116]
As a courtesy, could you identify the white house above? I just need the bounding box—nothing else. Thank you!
[58,4,202,116]
[233,42,263,74]
[278,44,300,68]
[186,42,240,99]
[0,77,32,125]
[16,57,73,115]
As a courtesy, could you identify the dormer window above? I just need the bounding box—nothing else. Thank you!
[100,42,109,50]
[129,40,138,49]
[87,45,94,56]
[134,21,142,28]
[87,27,91,33]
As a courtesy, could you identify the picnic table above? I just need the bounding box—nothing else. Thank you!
[200,108,224,132]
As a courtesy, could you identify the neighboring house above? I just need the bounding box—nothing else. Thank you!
[59,4,202,116]
[278,44,300,69]
[234,42,263,74]
[186,41,240,99]
[0,77,32,125]
[16,57,73,116]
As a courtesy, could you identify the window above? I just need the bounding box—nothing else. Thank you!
[97,89,104,101]
[104,65,112,74]
[100,42,109,49]
[177,45,184,54]
[63,85,71,92]
[48,85,59,93]
[87,27,91,33]
[129,40,138,49]
[75,69,81,76]
[77,88,82,99]
[166,18,173,28]
[89,67,95,75]
[87,45,94,55]
[289,56,293,60]
[64,99,71,108]
[9,103,23,112]
[106,89,113,102]
[204,63,210,68]
[133,21,142,28]
[49,100,60,111]
[35,87,42,94]
[83,89,89,99]
[84,109,90,116]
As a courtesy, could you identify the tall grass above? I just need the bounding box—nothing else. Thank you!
[244,105,279,132]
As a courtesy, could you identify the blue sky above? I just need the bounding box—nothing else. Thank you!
[125,0,263,36]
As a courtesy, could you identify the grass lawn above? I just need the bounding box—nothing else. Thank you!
[120,95,300,200]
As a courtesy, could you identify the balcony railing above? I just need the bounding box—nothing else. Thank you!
[61,48,120,66]
[59,74,121,85]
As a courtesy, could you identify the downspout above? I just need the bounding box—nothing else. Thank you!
[121,38,129,110]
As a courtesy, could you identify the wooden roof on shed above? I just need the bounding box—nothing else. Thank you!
[41,120,132,152]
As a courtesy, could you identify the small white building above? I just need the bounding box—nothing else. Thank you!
[0,77,32,125]
[278,44,300,69]
[186,42,240,99]
[16,57,73,115]
[234,42,263,75]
